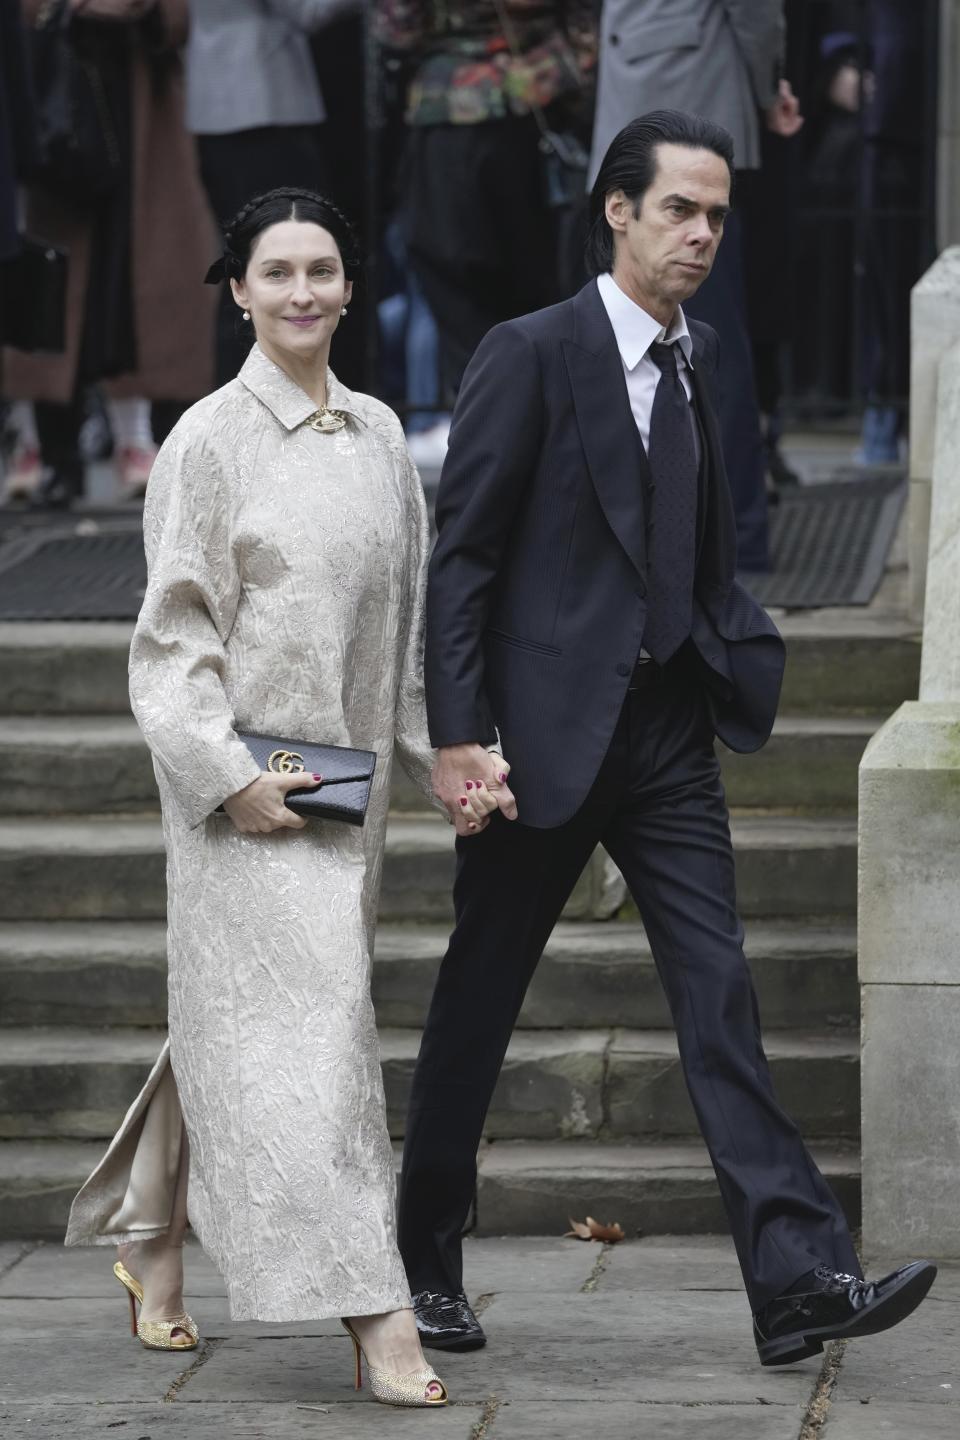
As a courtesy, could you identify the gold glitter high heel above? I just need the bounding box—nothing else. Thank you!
[114,1261,199,1352]
[341,1319,448,1407]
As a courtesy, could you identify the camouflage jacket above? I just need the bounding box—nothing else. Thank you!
[376,1,597,126]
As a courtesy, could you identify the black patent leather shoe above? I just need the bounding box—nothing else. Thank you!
[754,1260,937,1366]
[412,1290,486,1351]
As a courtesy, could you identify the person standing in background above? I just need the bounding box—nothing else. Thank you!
[4,0,216,509]
[186,0,361,387]
[856,0,928,464]
[589,1,802,572]
[377,1,597,404]
[0,0,37,270]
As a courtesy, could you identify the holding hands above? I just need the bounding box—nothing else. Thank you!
[433,744,519,836]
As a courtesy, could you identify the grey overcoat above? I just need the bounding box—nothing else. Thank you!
[588,0,784,180]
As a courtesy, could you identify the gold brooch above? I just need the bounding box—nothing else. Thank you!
[304,407,347,434]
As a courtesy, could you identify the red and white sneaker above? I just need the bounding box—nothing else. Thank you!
[116,445,157,501]
[2,445,42,503]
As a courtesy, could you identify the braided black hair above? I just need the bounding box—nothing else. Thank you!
[204,187,361,285]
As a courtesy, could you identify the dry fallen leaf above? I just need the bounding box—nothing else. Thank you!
[586,1216,626,1243]
[563,1215,626,1242]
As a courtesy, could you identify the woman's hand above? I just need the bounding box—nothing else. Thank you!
[69,0,157,21]
[433,746,516,835]
[222,771,323,834]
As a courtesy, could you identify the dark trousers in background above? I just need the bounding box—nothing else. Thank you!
[397,657,860,1311]
[196,125,328,387]
[401,117,561,399]
[34,397,84,484]
[684,205,770,572]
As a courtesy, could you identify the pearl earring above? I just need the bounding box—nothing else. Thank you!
[341,306,348,317]
[242,310,250,321]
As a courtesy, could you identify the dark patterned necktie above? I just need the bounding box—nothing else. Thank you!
[641,340,698,664]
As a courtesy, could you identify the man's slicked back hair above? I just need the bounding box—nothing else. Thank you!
[586,110,735,276]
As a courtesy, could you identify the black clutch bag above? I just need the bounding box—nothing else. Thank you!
[235,733,377,826]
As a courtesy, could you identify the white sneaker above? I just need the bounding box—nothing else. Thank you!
[406,420,451,470]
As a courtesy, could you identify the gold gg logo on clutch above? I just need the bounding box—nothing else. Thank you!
[267,749,305,774]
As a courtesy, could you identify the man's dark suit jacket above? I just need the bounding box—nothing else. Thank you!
[424,278,786,829]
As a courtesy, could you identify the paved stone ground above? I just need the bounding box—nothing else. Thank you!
[0,1236,955,1439]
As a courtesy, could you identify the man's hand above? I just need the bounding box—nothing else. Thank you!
[222,770,323,834]
[766,79,804,137]
[433,743,518,836]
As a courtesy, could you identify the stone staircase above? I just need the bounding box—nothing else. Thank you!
[0,613,920,1239]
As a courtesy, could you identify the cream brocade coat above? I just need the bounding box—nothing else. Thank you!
[65,345,437,1322]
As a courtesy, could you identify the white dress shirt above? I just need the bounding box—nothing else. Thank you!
[596,271,696,455]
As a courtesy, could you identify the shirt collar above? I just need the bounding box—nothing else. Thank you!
[238,343,365,430]
[596,272,694,373]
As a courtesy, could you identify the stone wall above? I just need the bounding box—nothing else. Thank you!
[860,278,960,1254]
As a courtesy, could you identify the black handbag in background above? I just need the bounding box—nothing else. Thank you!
[28,0,122,203]
[230,734,377,826]
[0,235,68,351]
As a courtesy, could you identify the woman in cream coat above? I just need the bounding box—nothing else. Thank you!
[65,188,499,1407]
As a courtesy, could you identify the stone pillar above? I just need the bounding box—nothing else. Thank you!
[859,334,960,1256]
[939,0,960,252]
[908,249,960,621]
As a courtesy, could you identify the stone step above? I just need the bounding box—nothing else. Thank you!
[0,618,918,718]
[0,815,858,923]
[776,615,919,716]
[0,919,858,1031]
[0,1136,861,1240]
[0,713,878,816]
[0,1026,859,1143]
[473,1140,861,1236]
[0,623,134,716]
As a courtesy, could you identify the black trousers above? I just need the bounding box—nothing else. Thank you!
[401,118,561,399]
[397,657,860,1311]
[196,125,328,387]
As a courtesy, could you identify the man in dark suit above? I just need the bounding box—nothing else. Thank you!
[398,111,935,1366]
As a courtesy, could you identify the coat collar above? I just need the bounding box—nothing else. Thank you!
[238,343,365,431]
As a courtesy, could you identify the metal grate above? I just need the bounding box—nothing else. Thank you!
[0,528,147,620]
[742,473,906,610]
[0,474,905,621]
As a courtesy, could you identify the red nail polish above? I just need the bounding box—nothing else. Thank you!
[499,773,507,783]
[459,797,468,806]
[312,773,323,781]
[476,781,484,789]
[465,781,473,790]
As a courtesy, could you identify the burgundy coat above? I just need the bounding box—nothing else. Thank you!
[4,0,216,402]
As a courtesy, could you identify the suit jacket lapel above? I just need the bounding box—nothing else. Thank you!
[563,281,649,581]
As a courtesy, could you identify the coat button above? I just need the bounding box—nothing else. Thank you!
[616,662,631,677]
[610,33,620,45]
